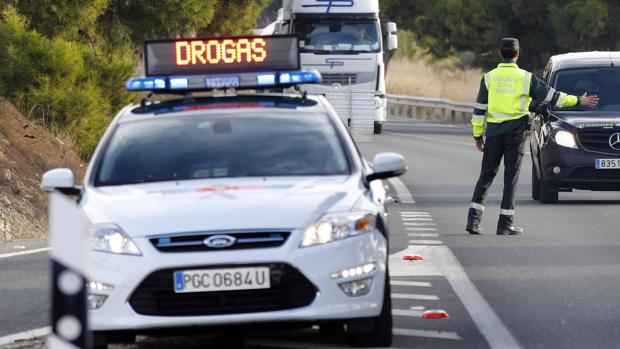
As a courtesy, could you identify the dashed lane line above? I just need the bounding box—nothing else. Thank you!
[393,328,462,341]
[392,309,424,317]
[391,293,440,301]
[408,240,443,245]
[406,228,439,232]
[390,280,432,287]
[408,233,439,238]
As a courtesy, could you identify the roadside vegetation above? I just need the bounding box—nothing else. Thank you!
[0,1,269,160]
[386,30,481,102]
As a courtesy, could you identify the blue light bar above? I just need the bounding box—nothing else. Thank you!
[125,70,322,92]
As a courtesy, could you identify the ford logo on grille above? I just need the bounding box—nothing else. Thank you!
[203,235,236,248]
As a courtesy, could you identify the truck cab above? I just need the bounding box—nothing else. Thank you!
[262,0,398,135]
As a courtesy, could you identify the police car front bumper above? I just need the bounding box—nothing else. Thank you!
[88,229,387,332]
[540,141,620,191]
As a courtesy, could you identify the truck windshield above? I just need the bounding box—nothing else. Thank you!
[95,112,350,186]
[295,19,380,53]
[553,67,620,111]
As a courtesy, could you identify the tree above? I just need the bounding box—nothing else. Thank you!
[382,0,620,72]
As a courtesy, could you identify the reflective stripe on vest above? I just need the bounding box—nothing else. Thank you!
[484,63,532,124]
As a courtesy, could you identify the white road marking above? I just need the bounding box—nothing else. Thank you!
[385,130,532,156]
[391,293,439,301]
[400,213,430,217]
[410,306,426,310]
[394,328,462,340]
[408,233,439,237]
[404,218,434,222]
[408,240,443,245]
[399,211,428,215]
[0,247,50,260]
[403,222,436,226]
[387,177,415,204]
[392,309,424,317]
[401,217,433,221]
[0,327,50,346]
[390,280,432,287]
[406,227,439,231]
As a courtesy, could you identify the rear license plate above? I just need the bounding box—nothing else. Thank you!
[595,159,620,169]
[174,267,270,293]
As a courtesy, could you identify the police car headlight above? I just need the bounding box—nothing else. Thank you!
[554,130,577,149]
[91,224,142,256]
[300,212,376,248]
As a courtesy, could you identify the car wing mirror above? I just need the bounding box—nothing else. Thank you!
[367,152,407,182]
[41,168,81,196]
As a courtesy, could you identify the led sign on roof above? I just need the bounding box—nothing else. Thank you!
[145,36,299,76]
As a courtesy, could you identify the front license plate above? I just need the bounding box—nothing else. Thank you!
[595,159,620,169]
[174,267,270,293]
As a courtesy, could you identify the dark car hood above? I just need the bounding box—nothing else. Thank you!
[550,111,620,131]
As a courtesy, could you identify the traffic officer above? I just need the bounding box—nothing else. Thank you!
[466,38,599,235]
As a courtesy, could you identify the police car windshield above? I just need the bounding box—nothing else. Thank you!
[553,67,620,111]
[95,112,350,186]
[295,19,380,53]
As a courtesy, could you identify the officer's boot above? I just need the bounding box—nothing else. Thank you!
[497,211,523,235]
[465,205,484,235]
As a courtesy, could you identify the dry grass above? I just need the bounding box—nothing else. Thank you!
[386,57,483,102]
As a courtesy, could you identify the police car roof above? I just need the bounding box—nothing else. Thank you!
[550,51,620,71]
[119,94,325,121]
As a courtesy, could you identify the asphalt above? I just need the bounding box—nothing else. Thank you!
[2,120,620,348]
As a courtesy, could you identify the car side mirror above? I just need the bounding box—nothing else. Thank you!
[41,168,80,195]
[367,153,407,182]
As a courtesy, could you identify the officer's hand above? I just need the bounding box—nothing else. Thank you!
[580,92,599,107]
[475,139,485,152]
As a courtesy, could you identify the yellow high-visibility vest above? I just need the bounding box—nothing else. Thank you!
[484,63,532,124]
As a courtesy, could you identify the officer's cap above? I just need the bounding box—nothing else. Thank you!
[500,38,519,51]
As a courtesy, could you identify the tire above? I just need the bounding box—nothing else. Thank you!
[532,165,540,201]
[373,122,383,134]
[539,178,559,203]
[348,272,393,347]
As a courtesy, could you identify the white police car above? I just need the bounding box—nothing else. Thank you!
[41,36,406,348]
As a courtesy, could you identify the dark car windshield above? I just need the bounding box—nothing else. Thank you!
[295,19,380,53]
[553,67,620,111]
[95,112,350,186]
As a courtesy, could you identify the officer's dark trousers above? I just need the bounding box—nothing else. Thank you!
[467,121,528,230]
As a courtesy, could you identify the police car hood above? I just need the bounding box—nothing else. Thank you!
[82,176,361,237]
[552,110,620,130]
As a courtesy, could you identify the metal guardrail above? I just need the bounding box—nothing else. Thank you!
[387,94,475,124]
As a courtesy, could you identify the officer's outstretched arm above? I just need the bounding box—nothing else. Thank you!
[472,77,488,140]
[530,75,598,108]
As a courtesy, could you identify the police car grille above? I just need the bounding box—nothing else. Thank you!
[150,231,290,252]
[568,167,620,180]
[321,73,357,85]
[128,263,317,316]
[578,130,620,154]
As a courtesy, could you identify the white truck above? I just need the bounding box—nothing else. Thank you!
[262,0,398,135]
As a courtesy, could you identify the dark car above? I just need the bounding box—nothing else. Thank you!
[530,52,620,203]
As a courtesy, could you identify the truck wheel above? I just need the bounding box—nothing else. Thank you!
[373,122,383,134]
[348,272,392,347]
[539,179,559,204]
[532,165,540,200]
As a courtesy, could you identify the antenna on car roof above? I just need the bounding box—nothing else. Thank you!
[140,92,154,108]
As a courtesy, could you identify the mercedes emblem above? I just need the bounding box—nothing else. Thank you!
[609,133,620,150]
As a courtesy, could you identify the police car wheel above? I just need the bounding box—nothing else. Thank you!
[539,179,559,204]
[532,165,540,201]
[347,270,393,347]
[373,122,383,134]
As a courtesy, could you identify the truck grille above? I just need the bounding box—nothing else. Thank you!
[578,130,620,155]
[321,73,357,85]
[150,230,290,253]
[128,263,317,316]
[568,167,620,180]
